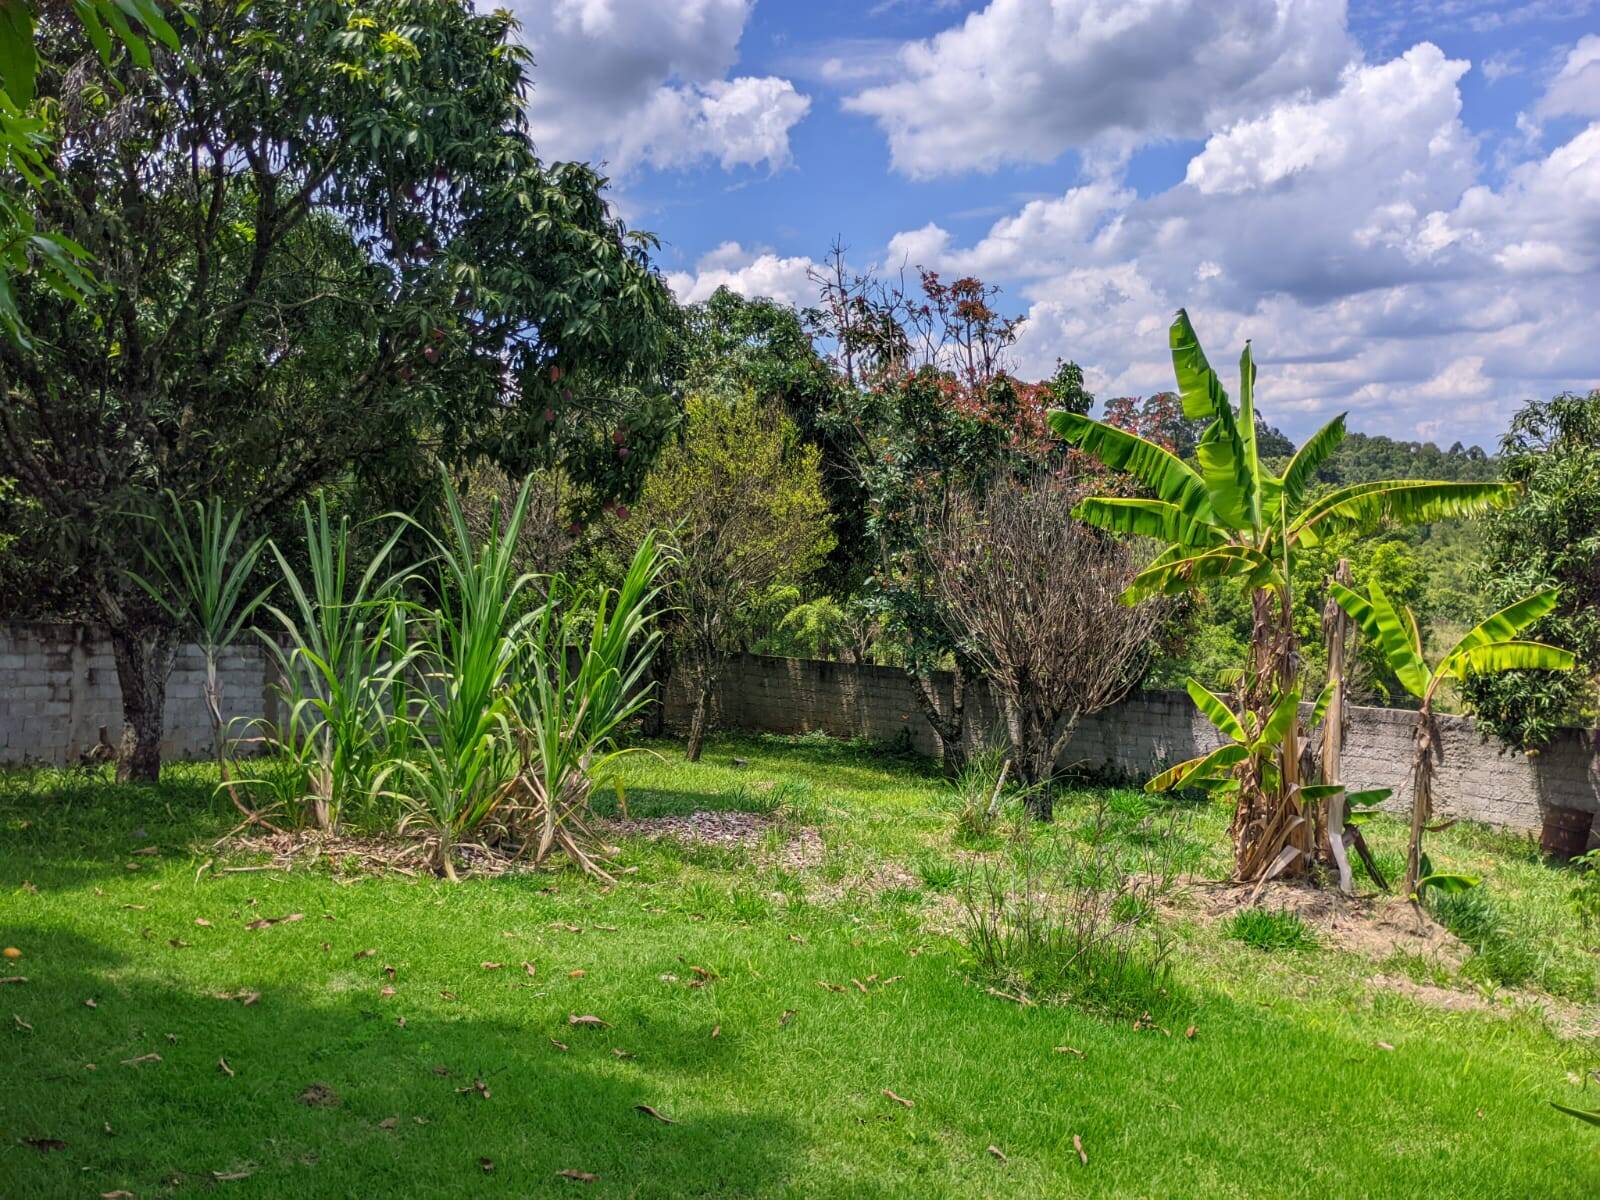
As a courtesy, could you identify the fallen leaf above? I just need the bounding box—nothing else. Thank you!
[787,934,806,944]
[882,1088,914,1109]
[121,1053,162,1066]
[84,997,97,1009]
[218,1058,234,1077]
[817,980,845,993]
[14,1013,33,1032]
[103,1122,113,1135]
[549,1038,569,1052]
[986,986,1032,1007]
[0,976,26,985]
[319,942,331,952]
[521,961,537,977]
[439,990,457,1001]
[481,962,503,971]
[22,1136,67,1151]
[779,1009,796,1027]
[432,1065,451,1076]
[133,846,159,856]
[635,1104,674,1124]
[121,904,146,911]
[987,1144,1008,1164]
[1185,1025,1198,1040]
[169,938,190,949]
[1074,1134,1088,1165]
[556,1168,598,1183]
[568,1013,610,1028]
[377,1117,398,1130]
[479,1157,495,1174]
[101,1191,136,1198]
[395,1016,407,1028]
[354,948,377,959]
[567,969,586,979]
[1054,1046,1085,1058]
[194,918,212,927]
[1376,1041,1396,1052]
[165,1033,178,1044]
[851,978,869,995]
[710,1024,720,1039]
[456,1077,491,1100]
[611,1048,632,1059]
[1,947,20,959]
[212,1170,253,1182]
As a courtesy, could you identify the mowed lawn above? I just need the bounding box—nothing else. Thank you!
[3,735,1598,1199]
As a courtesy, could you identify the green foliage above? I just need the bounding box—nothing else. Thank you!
[1462,391,1600,748]
[1570,849,1600,930]
[0,0,678,778]
[1224,907,1317,952]
[125,493,270,662]
[254,496,409,831]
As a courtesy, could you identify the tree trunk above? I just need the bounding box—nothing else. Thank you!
[684,662,713,763]
[1405,707,1437,897]
[108,620,176,783]
[909,659,968,775]
[1321,560,1355,895]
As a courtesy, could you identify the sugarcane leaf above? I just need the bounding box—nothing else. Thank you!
[1551,1102,1600,1128]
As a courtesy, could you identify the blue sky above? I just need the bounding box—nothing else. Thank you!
[498,1,1600,449]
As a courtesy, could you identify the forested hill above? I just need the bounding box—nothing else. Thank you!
[1312,432,1499,484]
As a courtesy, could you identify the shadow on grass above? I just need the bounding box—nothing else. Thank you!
[2,924,847,1200]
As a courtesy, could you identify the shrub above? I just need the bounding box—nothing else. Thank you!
[961,799,1183,1018]
[1570,849,1600,930]
[1224,908,1317,952]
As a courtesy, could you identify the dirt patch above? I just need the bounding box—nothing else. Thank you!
[1185,879,1469,967]
[1367,973,1494,1014]
[296,1083,340,1108]
[600,810,824,871]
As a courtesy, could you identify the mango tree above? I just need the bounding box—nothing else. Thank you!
[1328,583,1573,895]
[1049,310,1520,883]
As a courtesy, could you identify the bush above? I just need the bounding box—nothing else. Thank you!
[961,799,1184,1018]
[1570,849,1600,930]
[1224,908,1317,952]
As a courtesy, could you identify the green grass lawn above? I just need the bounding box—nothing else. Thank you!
[3,734,1598,1198]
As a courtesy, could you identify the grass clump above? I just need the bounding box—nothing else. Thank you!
[1224,907,1317,952]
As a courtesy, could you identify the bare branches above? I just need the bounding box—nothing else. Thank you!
[922,469,1162,800]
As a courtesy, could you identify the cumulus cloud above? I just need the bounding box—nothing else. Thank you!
[499,0,810,173]
[843,0,1355,177]
[1538,34,1600,119]
[871,44,1600,445]
[664,242,821,307]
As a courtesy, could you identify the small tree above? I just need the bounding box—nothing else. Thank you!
[622,392,832,761]
[1462,391,1600,748]
[922,470,1160,816]
[1330,582,1573,895]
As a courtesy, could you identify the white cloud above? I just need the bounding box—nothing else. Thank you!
[1538,34,1600,119]
[879,44,1600,445]
[843,0,1355,177]
[665,242,821,307]
[500,0,810,173]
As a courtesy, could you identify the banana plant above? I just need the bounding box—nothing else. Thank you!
[1328,582,1574,895]
[1048,309,1521,883]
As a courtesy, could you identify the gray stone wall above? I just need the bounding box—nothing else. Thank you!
[0,623,276,767]
[663,653,1600,833]
[4,624,1596,834]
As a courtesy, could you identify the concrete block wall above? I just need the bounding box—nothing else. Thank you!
[663,653,1600,833]
[0,623,276,767]
[3,624,1596,832]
